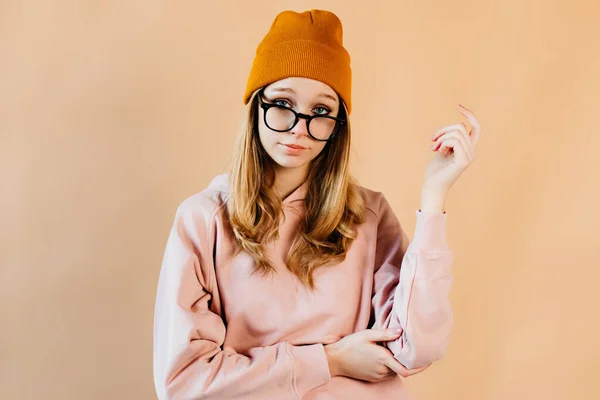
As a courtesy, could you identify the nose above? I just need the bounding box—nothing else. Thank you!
[289,116,310,137]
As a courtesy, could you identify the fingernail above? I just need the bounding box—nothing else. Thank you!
[430,144,435,150]
[396,329,403,334]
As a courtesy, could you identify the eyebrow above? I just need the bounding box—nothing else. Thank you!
[268,87,338,104]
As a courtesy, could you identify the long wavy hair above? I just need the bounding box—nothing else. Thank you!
[227,88,366,290]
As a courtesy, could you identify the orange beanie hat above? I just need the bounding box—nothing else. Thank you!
[243,9,352,114]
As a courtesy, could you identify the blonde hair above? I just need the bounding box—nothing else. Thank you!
[228,89,365,290]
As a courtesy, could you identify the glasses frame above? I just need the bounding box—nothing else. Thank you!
[257,88,346,142]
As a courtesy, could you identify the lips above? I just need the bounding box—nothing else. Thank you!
[282,144,306,150]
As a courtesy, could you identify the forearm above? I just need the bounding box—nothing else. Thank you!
[420,188,447,214]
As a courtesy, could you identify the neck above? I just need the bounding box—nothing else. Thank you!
[273,165,308,200]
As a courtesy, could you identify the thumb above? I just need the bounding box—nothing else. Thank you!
[382,356,411,376]
[362,328,403,342]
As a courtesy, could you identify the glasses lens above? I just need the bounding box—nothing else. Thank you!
[309,116,337,140]
[265,106,296,131]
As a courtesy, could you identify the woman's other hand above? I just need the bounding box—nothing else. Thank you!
[324,328,431,382]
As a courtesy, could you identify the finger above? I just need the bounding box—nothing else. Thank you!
[437,138,466,162]
[432,123,472,148]
[378,368,398,381]
[369,370,396,383]
[438,138,470,166]
[431,125,475,158]
[430,124,464,142]
[382,356,412,377]
[458,104,482,146]
[361,328,403,342]
[456,124,476,159]
[457,122,476,146]
[432,131,474,160]
[383,357,431,378]
[403,363,431,377]
[375,364,395,377]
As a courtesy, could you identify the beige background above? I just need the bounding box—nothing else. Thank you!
[2,1,599,399]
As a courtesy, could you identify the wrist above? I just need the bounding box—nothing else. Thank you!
[420,188,447,214]
[324,344,341,377]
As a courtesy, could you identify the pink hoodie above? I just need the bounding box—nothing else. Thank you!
[153,173,453,400]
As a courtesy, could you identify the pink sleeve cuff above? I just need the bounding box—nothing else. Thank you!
[287,343,331,398]
[410,209,449,252]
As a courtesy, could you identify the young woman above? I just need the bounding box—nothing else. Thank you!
[153,9,481,400]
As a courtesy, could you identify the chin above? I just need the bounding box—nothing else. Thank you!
[269,154,310,169]
[273,158,308,169]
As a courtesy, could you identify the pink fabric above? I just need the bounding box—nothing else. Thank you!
[153,173,453,400]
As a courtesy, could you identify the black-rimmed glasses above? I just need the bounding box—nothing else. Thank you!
[258,89,346,141]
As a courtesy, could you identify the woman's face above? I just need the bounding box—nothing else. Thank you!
[257,77,341,172]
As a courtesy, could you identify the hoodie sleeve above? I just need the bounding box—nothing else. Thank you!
[370,193,454,370]
[153,201,331,400]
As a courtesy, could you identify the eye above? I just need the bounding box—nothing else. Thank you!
[314,106,331,115]
[273,98,292,108]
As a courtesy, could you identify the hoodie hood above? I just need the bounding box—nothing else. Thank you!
[207,173,231,194]
[207,172,307,204]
